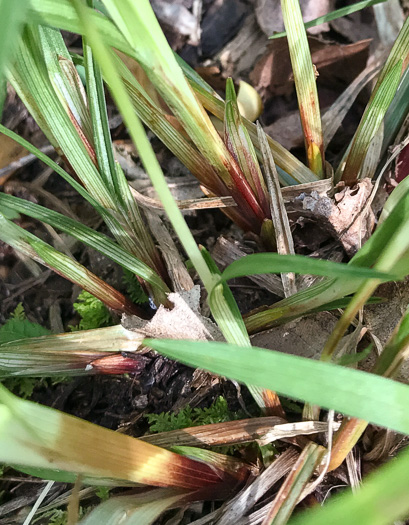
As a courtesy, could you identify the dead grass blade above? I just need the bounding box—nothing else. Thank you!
[142,418,335,449]
[257,123,296,297]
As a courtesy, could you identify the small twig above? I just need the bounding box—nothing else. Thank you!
[130,185,236,211]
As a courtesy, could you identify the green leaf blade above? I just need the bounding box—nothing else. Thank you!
[221,253,400,282]
[147,338,409,435]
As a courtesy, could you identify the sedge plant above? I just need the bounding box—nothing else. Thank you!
[1,0,409,523]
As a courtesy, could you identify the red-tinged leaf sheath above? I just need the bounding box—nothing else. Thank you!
[55,413,245,488]
[199,185,259,233]
[223,156,266,223]
[88,354,149,374]
[224,78,270,218]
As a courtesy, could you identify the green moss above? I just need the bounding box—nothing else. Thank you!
[146,396,242,433]
[70,290,113,331]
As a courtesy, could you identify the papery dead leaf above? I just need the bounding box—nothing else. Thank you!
[288,178,375,256]
[123,287,223,343]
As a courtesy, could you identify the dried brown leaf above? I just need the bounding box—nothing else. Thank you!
[288,178,375,256]
[250,37,371,100]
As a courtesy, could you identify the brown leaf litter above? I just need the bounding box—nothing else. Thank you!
[288,178,375,256]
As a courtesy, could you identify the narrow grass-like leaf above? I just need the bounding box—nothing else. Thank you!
[221,253,399,283]
[83,27,116,191]
[9,25,115,208]
[0,193,169,293]
[341,61,402,184]
[40,26,94,149]
[146,338,409,435]
[33,240,142,315]
[0,383,236,488]
[0,325,145,377]
[288,444,409,525]
[224,79,269,215]
[281,0,324,177]
[262,443,325,525]
[29,0,317,186]
[0,0,30,114]
[0,212,140,315]
[270,0,387,39]
[202,247,249,347]
[202,247,283,414]
[380,65,409,159]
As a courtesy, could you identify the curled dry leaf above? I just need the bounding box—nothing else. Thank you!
[288,178,375,256]
[123,287,223,343]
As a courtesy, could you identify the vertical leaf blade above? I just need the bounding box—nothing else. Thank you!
[281,0,324,177]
